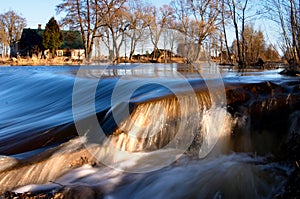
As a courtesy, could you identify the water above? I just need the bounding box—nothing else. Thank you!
[0,64,299,197]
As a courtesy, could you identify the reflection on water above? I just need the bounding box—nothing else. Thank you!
[70,63,289,81]
[73,63,202,79]
[0,63,289,80]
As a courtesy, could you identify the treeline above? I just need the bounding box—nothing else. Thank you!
[0,0,299,68]
[55,0,299,67]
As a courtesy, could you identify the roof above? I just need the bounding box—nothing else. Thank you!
[19,28,44,51]
[19,28,84,51]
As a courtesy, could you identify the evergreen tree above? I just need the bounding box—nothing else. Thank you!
[42,17,63,57]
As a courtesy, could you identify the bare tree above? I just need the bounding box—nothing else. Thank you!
[264,0,300,67]
[0,10,26,57]
[265,0,292,60]
[100,27,113,60]
[0,22,7,58]
[126,0,151,60]
[220,0,233,64]
[171,0,221,61]
[100,0,129,63]
[227,0,249,68]
[57,0,103,62]
[147,4,174,60]
[0,21,8,46]
[289,0,300,66]
[166,29,182,54]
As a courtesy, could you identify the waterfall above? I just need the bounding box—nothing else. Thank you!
[0,91,236,191]
[85,90,234,173]
[1,74,299,196]
[106,92,233,157]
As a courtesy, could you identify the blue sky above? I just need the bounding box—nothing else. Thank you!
[1,0,171,29]
[1,0,61,29]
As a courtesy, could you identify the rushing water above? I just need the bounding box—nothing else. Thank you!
[0,64,299,198]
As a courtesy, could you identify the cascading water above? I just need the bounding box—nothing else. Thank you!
[110,95,205,152]
[0,88,289,196]
[0,65,299,198]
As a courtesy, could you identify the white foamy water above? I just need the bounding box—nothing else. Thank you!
[11,105,290,198]
[14,153,289,199]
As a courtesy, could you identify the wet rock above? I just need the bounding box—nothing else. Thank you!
[280,164,300,199]
[279,69,300,76]
[62,186,102,199]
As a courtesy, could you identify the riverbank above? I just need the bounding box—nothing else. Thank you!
[1,57,85,66]
[0,55,187,66]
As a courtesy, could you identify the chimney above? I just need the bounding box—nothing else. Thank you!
[38,24,42,30]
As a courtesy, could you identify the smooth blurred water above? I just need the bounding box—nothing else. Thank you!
[0,64,213,155]
[0,64,298,197]
[0,64,297,155]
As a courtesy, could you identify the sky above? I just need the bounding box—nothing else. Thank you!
[1,0,172,29]
[1,0,61,29]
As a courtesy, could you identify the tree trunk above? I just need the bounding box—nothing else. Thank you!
[129,51,134,61]
[241,1,247,67]
[221,0,232,64]
[232,3,243,68]
[290,0,300,67]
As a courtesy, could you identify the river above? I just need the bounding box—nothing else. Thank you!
[0,63,299,198]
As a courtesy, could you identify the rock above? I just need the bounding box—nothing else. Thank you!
[62,186,100,199]
[279,69,300,76]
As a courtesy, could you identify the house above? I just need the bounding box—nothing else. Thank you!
[18,27,44,57]
[150,48,175,63]
[151,49,175,59]
[18,25,85,60]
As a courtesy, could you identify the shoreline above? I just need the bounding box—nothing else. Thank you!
[0,56,188,66]
[0,57,86,66]
[0,56,287,68]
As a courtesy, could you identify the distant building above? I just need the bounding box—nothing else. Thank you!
[18,26,85,60]
[18,27,44,57]
[150,48,175,63]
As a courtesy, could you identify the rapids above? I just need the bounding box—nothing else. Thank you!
[0,64,299,198]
